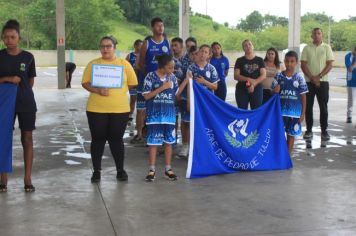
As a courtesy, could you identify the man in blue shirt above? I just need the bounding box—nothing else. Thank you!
[345,46,356,123]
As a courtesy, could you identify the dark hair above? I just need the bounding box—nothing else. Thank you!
[100,35,118,48]
[285,50,298,61]
[199,44,210,52]
[171,37,183,45]
[151,17,163,27]
[264,47,281,68]
[188,45,198,54]
[156,54,173,69]
[241,39,252,48]
[2,19,20,36]
[185,37,197,45]
[211,41,223,56]
[312,28,322,33]
[134,39,143,46]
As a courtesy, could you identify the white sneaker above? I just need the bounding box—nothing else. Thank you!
[178,144,189,157]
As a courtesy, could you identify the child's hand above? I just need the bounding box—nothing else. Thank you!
[273,85,280,93]
[196,76,206,85]
[9,76,21,84]
[299,113,305,123]
[162,80,173,90]
[187,71,193,79]
[98,88,109,96]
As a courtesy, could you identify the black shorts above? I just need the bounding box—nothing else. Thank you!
[14,112,36,131]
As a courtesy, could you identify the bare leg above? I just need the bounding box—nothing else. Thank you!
[0,173,8,185]
[287,135,295,155]
[164,144,172,166]
[129,95,137,116]
[136,110,146,138]
[21,130,34,186]
[148,145,157,166]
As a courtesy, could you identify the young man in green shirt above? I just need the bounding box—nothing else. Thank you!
[301,28,334,142]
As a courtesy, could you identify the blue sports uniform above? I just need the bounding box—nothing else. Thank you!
[127,52,138,96]
[142,72,178,145]
[187,63,219,92]
[210,55,229,100]
[144,38,170,74]
[272,72,308,136]
[137,37,171,110]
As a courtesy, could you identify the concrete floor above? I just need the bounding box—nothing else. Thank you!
[1,69,356,236]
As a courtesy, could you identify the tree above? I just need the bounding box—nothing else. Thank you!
[26,0,124,49]
[237,11,264,32]
[264,14,288,27]
[302,12,333,24]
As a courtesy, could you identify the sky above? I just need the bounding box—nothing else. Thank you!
[189,0,355,26]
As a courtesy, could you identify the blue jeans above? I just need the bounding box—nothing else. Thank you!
[214,80,227,101]
[235,84,263,109]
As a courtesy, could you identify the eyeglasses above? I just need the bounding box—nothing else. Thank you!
[99,44,113,49]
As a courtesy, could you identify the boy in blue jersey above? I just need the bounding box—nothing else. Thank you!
[133,18,171,144]
[181,37,197,76]
[171,37,185,83]
[272,51,308,154]
[126,39,143,126]
[143,54,178,182]
[176,46,199,157]
[171,37,185,145]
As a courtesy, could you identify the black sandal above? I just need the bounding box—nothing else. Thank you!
[0,184,7,192]
[24,185,35,193]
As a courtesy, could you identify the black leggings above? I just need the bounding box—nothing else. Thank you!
[86,112,129,172]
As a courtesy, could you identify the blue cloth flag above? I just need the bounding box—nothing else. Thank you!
[0,84,17,173]
[186,81,292,179]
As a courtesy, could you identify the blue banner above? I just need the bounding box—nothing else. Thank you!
[186,81,292,179]
[0,84,17,173]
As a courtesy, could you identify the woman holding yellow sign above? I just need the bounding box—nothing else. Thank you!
[82,36,138,183]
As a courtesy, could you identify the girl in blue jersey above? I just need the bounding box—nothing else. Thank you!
[142,54,179,182]
[210,42,230,101]
[187,44,219,91]
[126,39,143,126]
[272,51,308,154]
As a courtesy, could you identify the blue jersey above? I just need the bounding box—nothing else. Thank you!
[187,63,219,92]
[272,72,308,118]
[181,53,191,76]
[145,38,170,74]
[210,55,229,81]
[143,72,178,125]
[345,52,356,87]
[173,56,184,83]
[127,52,138,69]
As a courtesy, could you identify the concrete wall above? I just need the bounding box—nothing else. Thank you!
[29,50,348,68]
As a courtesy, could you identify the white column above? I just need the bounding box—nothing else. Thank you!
[56,0,66,89]
[288,0,301,56]
[179,0,190,40]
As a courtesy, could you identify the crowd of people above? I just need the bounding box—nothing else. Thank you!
[3,16,353,191]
